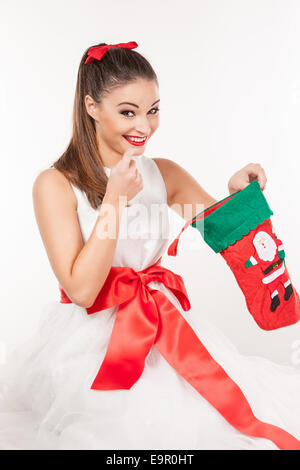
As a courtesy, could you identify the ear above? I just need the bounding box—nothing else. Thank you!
[84,94,98,119]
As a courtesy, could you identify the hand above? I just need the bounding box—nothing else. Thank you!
[106,149,144,203]
[227,163,267,195]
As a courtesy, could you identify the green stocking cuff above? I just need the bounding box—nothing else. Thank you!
[191,180,273,253]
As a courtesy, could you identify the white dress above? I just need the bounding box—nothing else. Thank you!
[1,154,300,450]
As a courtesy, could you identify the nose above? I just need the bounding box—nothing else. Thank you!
[134,116,152,136]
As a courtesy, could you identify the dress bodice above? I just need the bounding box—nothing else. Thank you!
[70,154,170,272]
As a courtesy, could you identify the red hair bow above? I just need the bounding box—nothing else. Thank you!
[84,41,138,64]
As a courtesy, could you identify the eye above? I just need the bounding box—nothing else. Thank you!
[120,107,160,118]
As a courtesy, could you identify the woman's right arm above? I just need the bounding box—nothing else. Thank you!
[32,151,142,308]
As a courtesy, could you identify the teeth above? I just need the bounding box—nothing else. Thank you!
[126,136,146,142]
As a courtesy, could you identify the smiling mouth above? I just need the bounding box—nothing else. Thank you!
[123,135,147,146]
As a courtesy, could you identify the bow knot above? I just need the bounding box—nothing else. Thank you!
[137,271,152,286]
[84,41,138,64]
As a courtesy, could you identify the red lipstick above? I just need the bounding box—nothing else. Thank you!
[123,135,147,146]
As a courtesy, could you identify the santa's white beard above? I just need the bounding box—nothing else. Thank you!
[253,231,277,262]
[256,244,277,261]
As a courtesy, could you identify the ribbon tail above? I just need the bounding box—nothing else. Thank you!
[91,291,159,391]
[152,290,300,450]
[167,220,192,257]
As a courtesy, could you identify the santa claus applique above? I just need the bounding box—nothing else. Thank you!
[245,226,293,312]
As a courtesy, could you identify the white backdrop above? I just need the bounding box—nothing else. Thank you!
[1,0,300,367]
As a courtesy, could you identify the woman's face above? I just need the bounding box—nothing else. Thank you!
[85,78,160,164]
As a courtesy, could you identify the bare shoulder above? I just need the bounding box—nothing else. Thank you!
[32,168,77,211]
[152,157,217,221]
[152,157,188,179]
[152,157,187,205]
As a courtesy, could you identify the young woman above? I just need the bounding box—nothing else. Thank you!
[1,41,300,450]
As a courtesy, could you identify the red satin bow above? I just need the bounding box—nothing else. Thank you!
[84,41,138,64]
[59,257,300,450]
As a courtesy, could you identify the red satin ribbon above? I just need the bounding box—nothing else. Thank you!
[84,41,138,64]
[59,257,300,450]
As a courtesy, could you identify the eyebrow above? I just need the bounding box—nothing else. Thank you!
[117,99,160,108]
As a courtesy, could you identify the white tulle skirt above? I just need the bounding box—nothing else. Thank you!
[1,282,300,450]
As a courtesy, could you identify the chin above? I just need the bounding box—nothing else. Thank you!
[123,145,146,154]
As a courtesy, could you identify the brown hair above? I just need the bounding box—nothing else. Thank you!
[51,43,158,209]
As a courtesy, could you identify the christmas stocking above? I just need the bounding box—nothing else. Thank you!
[167,180,300,330]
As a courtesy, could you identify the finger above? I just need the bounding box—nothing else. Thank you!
[239,180,250,191]
[251,168,267,190]
[128,164,138,180]
[258,171,267,190]
[124,147,135,158]
[247,163,262,170]
[129,159,137,171]
[246,165,267,191]
[121,149,135,168]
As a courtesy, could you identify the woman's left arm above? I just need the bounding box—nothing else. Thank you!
[153,159,267,222]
